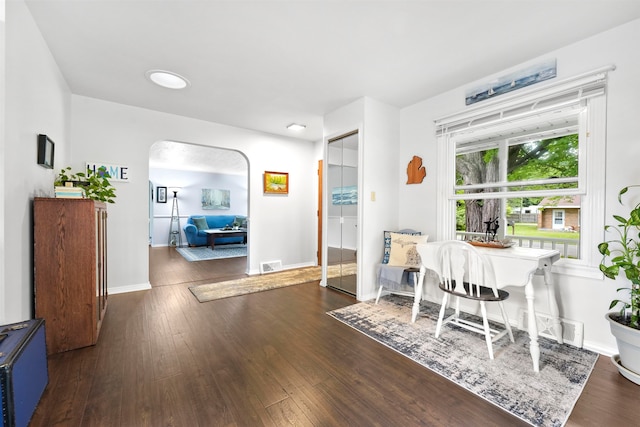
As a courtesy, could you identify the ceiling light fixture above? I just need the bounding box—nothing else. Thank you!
[287,123,306,131]
[145,70,190,90]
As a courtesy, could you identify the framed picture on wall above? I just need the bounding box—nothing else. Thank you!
[157,186,167,203]
[263,171,289,194]
[202,188,230,210]
[37,134,55,169]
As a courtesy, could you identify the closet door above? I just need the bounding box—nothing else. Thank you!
[326,132,358,295]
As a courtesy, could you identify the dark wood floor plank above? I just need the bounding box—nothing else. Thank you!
[214,366,275,426]
[35,349,98,426]
[27,246,638,427]
[148,375,200,427]
[264,395,315,427]
[285,383,353,427]
[119,338,155,426]
[169,332,236,426]
[566,356,639,426]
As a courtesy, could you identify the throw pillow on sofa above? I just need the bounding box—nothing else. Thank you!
[233,216,247,228]
[192,217,209,231]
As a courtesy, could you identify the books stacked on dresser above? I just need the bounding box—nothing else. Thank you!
[54,186,85,199]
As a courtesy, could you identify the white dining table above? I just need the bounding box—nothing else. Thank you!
[414,241,562,372]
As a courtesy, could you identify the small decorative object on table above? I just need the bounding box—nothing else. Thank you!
[468,239,515,249]
[466,217,513,248]
[483,217,500,242]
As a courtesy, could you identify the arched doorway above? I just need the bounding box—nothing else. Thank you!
[148,141,249,283]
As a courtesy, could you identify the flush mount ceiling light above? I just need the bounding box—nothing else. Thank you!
[145,70,190,89]
[286,123,306,131]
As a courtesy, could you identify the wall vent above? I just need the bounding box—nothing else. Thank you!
[260,260,282,274]
[517,309,584,348]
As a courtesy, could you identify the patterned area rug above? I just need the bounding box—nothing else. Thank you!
[328,295,598,427]
[190,263,356,302]
[176,244,247,261]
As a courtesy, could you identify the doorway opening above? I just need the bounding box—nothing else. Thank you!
[148,141,249,286]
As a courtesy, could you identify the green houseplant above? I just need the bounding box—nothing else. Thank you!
[597,185,640,384]
[54,166,116,203]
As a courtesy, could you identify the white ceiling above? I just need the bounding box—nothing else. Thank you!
[24,0,640,171]
[149,140,248,174]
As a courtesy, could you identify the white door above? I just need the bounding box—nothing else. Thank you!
[552,209,565,230]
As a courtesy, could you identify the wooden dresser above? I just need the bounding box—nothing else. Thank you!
[33,198,108,354]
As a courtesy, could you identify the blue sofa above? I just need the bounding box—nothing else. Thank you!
[183,215,247,247]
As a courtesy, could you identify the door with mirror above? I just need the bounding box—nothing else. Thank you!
[326,131,358,295]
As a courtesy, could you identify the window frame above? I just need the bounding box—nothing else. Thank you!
[435,66,612,278]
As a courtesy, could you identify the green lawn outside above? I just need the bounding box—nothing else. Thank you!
[505,223,580,240]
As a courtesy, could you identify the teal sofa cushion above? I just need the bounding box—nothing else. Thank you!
[192,216,209,231]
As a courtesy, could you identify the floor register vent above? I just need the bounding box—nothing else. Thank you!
[517,309,584,348]
[260,260,282,274]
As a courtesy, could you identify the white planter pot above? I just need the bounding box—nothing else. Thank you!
[606,312,640,385]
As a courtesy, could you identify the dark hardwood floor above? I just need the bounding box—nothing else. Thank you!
[29,246,637,426]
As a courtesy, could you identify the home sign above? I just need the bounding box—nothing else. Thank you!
[86,162,130,182]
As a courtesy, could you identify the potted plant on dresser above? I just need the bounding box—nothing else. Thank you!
[598,185,640,385]
[54,166,116,203]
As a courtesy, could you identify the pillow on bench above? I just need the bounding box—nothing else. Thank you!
[388,232,429,267]
[382,229,422,264]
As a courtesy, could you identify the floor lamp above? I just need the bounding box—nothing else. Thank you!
[168,188,182,247]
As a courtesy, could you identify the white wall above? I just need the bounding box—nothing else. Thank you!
[70,95,318,291]
[2,0,71,323]
[399,19,640,355]
[149,167,248,246]
[0,0,6,324]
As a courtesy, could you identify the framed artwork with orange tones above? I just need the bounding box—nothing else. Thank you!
[264,171,289,194]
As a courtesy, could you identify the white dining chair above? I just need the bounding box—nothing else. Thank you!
[434,240,514,359]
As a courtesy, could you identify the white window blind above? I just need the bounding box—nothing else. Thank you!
[436,65,613,138]
[436,65,614,201]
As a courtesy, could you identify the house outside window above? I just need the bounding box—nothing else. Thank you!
[435,66,612,278]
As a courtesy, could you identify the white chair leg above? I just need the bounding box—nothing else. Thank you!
[435,293,449,338]
[498,301,515,342]
[480,301,494,359]
[375,285,384,304]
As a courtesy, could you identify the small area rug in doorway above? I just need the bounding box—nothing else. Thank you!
[190,263,356,302]
[176,244,247,262]
[327,295,598,427]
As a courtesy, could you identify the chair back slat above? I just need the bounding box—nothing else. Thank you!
[437,241,498,297]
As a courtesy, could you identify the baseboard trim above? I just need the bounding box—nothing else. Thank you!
[108,282,152,294]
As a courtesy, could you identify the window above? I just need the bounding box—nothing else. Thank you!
[435,66,613,277]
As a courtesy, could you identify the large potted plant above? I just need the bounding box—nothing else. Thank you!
[54,166,116,203]
[598,185,640,385]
